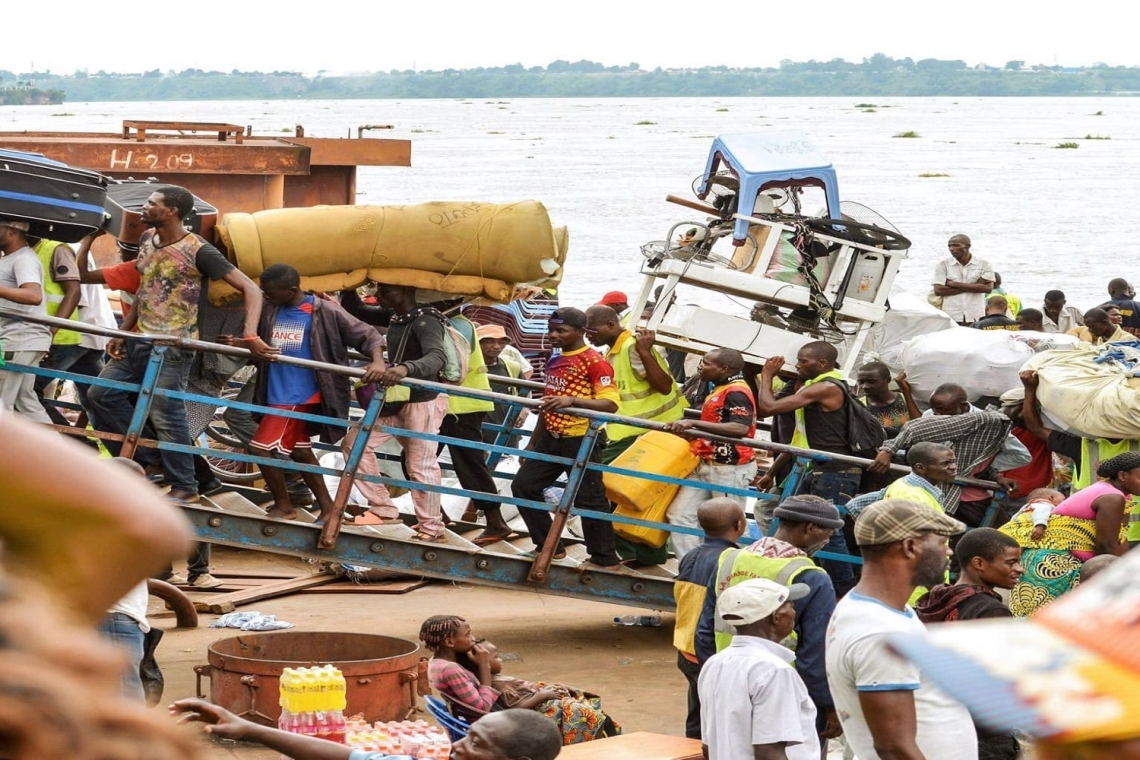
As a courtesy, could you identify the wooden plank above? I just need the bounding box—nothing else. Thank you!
[300,579,431,595]
[191,572,336,614]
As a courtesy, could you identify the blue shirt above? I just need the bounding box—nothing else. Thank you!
[267,295,320,405]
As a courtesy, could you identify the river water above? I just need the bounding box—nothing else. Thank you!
[3,96,1136,312]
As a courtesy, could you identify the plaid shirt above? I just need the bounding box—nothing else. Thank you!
[880,411,1011,514]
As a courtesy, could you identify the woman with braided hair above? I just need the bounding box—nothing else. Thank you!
[1001,450,1140,616]
[421,616,502,718]
[420,617,619,745]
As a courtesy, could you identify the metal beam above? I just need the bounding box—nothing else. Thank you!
[182,506,677,612]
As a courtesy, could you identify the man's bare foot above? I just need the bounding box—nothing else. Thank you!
[265,505,300,520]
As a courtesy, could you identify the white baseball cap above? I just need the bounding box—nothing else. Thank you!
[717,578,809,626]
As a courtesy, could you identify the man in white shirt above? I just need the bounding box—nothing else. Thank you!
[699,578,820,760]
[1040,289,1084,334]
[932,234,994,325]
[826,498,978,760]
[0,218,51,423]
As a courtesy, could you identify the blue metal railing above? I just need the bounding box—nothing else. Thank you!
[2,307,1001,595]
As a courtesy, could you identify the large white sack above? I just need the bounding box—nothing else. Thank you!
[1023,344,1140,439]
[900,329,1080,403]
[858,287,957,374]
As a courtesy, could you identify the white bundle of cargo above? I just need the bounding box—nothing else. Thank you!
[858,288,957,375]
[899,329,1080,404]
[1023,343,1140,440]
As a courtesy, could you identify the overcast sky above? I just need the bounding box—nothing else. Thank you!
[5,1,1133,75]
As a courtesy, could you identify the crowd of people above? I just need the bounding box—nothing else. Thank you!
[7,195,1140,759]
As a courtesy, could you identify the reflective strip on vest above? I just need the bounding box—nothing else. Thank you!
[711,549,821,651]
[33,238,81,346]
[606,332,686,442]
[1076,439,1140,491]
[448,316,494,414]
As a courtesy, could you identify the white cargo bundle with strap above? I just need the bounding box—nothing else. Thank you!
[899,328,1080,404]
[858,287,957,375]
[1023,342,1140,440]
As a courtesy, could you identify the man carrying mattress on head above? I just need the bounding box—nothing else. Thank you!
[341,283,449,542]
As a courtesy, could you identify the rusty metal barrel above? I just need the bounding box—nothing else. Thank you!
[194,631,423,726]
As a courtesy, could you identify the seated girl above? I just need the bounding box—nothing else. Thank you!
[418,615,620,744]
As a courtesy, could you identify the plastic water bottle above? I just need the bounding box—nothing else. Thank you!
[613,614,662,627]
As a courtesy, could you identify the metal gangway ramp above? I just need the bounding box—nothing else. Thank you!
[3,309,994,612]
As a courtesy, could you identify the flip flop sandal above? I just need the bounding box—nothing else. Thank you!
[471,532,519,547]
[410,531,448,543]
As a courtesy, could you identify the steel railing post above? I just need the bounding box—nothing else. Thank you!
[526,419,604,584]
[121,344,166,460]
[320,388,386,549]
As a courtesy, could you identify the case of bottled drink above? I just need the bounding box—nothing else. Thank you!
[344,716,452,757]
[277,665,348,745]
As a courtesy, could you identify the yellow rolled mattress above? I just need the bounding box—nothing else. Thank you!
[213,201,566,303]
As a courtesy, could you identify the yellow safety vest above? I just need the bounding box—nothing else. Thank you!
[1074,439,1140,491]
[33,239,80,345]
[1076,439,1140,535]
[884,478,943,513]
[712,549,822,652]
[605,331,687,442]
[790,369,845,450]
[447,315,494,415]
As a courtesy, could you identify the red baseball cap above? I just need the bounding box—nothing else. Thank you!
[600,291,628,306]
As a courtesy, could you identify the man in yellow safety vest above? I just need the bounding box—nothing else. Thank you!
[31,237,106,427]
[586,304,687,564]
[695,494,844,746]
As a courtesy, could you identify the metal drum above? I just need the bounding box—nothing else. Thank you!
[195,631,423,725]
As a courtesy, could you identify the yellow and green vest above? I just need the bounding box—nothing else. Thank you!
[885,477,943,514]
[712,549,823,651]
[34,239,80,346]
[1075,439,1140,543]
[605,330,687,442]
[447,314,494,415]
[790,369,845,450]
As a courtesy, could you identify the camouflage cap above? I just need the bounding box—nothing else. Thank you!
[854,498,966,547]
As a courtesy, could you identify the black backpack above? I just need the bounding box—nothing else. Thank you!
[822,378,887,458]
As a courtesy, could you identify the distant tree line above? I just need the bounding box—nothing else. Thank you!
[4,55,1140,102]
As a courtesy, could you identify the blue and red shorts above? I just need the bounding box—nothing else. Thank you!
[251,404,320,455]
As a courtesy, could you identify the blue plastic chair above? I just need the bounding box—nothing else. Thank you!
[697,131,842,244]
[423,695,471,742]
